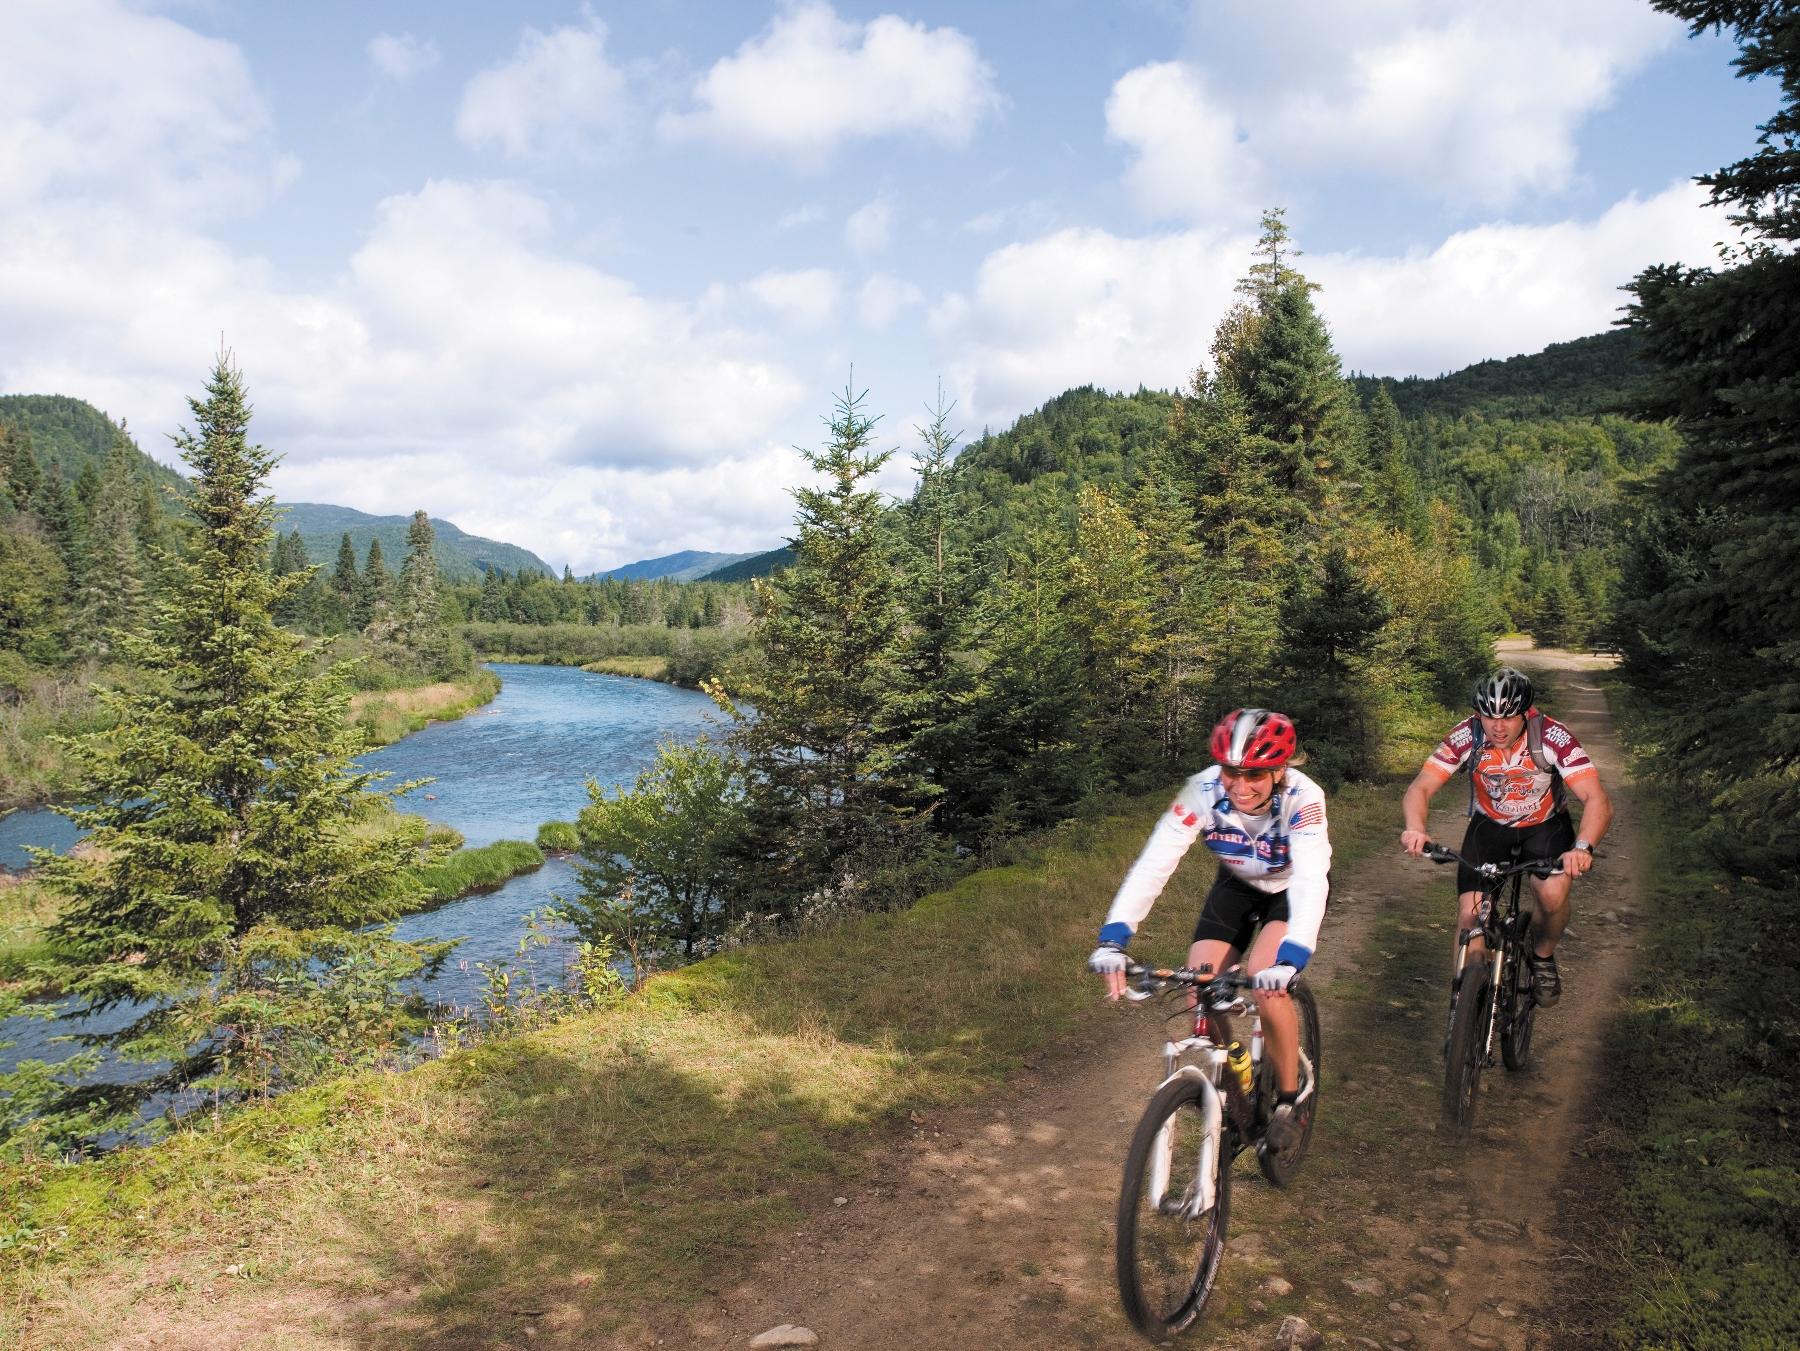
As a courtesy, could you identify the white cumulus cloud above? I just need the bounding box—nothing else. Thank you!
[660,2,1000,166]
[368,32,440,83]
[0,0,296,221]
[1106,62,1261,225]
[858,274,924,330]
[456,18,631,160]
[1110,0,1682,221]
[846,197,894,255]
[935,181,1735,431]
[747,267,841,329]
[1260,0,1677,205]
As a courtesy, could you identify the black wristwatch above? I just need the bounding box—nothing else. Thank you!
[1573,838,1593,854]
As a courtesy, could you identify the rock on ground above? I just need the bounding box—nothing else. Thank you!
[750,1325,819,1348]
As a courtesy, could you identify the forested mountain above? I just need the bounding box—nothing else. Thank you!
[951,385,1180,504]
[700,545,794,581]
[275,502,555,582]
[0,394,186,496]
[1348,329,1648,420]
[921,328,1668,652]
[594,549,760,582]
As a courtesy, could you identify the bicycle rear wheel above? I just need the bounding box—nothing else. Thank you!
[1500,944,1537,1071]
[1441,954,1492,1141]
[1256,980,1321,1187]
[1116,1076,1232,1340]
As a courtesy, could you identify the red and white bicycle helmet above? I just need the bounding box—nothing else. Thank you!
[1210,708,1298,769]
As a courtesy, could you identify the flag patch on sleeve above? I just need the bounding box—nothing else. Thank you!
[1292,802,1325,830]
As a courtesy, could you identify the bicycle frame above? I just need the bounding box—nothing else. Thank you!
[1429,843,1561,1136]
[1451,868,1527,1066]
[1129,966,1317,1216]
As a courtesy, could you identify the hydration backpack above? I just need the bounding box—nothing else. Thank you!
[1464,707,1564,817]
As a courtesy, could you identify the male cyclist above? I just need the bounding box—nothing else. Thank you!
[1399,667,1612,1006]
[1088,709,1330,1151]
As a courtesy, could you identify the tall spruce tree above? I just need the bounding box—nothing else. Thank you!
[1620,0,1800,878]
[1275,545,1389,784]
[1066,485,1161,785]
[1217,209,1364,505]
[3,422,43,511]
[31,462,84,594]
[889,387,982,837]
[72,432,148,658]
[396,509,447,668]
[269,529,312,628]
[1129,446,1208,762]
[353,537,392,630]
[1363,383,1429,539]
[1174,376,1289,702]
[733,383,922,910]
[963,493,1085,839]
[331,531,359,615]
[21,357,448,1146]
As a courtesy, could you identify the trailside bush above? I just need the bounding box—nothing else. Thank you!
[535,821,579,852]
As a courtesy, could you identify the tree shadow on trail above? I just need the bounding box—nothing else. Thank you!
[331,858,1128,1349]
[333,1029,879,1349]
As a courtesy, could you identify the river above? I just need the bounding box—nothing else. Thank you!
[0,662,721,1080]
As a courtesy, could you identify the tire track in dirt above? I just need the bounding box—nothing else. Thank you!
[1415,644,1644,1351]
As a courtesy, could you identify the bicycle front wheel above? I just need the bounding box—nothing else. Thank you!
[1116,1076,1232,1340]
[1441,954,1492,1141]
[1500,944,1537,1071]
[1257,980,1321,1187]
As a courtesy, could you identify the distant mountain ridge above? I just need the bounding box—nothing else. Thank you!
[1348,329,1648,420]
[275,503,556,581]
[0,394,186,496]
[592,549,759,582]
[699,546,794,582]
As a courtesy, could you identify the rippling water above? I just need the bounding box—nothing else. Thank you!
[1,662,721,1077]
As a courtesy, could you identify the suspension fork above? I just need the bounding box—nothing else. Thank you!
[1149,1066,1224,1218]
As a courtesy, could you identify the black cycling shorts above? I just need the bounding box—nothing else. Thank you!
[1455,810,1575,894]
[1192,870,1302,954]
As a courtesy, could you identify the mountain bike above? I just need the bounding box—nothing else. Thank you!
[1425,842,1562,1140]
[1112,962,1321,1341]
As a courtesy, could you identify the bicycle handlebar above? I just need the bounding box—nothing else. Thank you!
[1421,841,1564,878]
[1120,960,1253,1005]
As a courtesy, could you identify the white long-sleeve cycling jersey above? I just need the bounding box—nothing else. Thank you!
[1099,765,1331,967]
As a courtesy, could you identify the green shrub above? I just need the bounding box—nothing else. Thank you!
[535,820,579,852]
[413,840,544,906]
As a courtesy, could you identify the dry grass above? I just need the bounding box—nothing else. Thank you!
[0,877,61,982]
[579,655,671,681]
[0,774,1414,1348]
[349,670,501,747]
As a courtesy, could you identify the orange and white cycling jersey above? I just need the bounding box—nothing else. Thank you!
[1420,713,1596,827]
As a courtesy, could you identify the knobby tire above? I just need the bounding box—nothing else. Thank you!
[1116,1076,1232,1340]
[1442,953,1492,1141]
[1256,980,1321,1187]
[1499,943,1537,1072]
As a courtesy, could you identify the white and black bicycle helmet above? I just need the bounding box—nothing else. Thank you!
[1472,667,1533,718]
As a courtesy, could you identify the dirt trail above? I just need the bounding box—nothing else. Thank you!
[659,643,1641,1351]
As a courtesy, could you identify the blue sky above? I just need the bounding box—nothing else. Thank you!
[1,1,1777,573]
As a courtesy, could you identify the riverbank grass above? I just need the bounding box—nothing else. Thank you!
[535,820,579,852]
[0,768,1412,1346]
[581,655,670,680]
[414,839,544,906]
[349,668,502,747]
[0,879,60,984]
